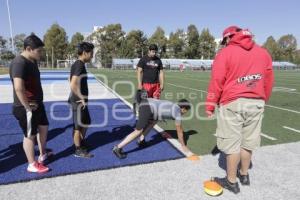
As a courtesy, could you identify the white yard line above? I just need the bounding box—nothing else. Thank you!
[214,133,277,141]
[265,104,300,114]
[273,87,296,91]
[283,126,300,133]
[167,83,208,93]
[261,133,277,141]
[166,75,210,83]
[168,82,300,115]
[273,87,300,95]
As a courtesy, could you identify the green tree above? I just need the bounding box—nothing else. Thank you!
[43,23,69,67]
[91,24,125,67]
[295,50,300,65]
[277,34,297,62]
[13,33,26,54]
[149,27,168,58]
[167,29,185,58]
[68,32,84,58]
[263,36,281,61]
[0,50,15,60]
[119,30,148,58]
[0,36,8,59]
[0,36,7,51]
[198,28,216,59]
[185,24,200,59]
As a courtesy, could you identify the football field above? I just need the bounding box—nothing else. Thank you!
[91,69,300,155]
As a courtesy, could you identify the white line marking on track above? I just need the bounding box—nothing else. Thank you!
[283,126,300,133]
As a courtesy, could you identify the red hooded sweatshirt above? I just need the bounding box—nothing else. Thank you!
[206,30,274,113]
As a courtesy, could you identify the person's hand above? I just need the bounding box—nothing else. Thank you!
[25,105,32,112]
[206,110,214,118]
[160,85,164,91]
[181,145,192,154]
[138,84,143,90]
[29,102,39,111]
[76,99,87,109]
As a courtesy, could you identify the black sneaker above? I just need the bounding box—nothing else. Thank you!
[211,145,221,155]
[113,146,127,159]
[81,140,91,151]
[214,177,240,194]
[237,170,250,185]
[74,147,93,158]
[137,139,147,148]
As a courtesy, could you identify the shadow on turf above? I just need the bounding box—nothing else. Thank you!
[47,125,135,163]
[125,132,167,154]
[0,124,73,173]
[164,129,198,144]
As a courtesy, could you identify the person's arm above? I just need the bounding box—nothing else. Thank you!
[137,67,143,90]
[264,54,274,102]
[159,70,164,91]
[175,123,191,153]
[70,75,87,107]
[13,78,31,111]
[205,50,227,116]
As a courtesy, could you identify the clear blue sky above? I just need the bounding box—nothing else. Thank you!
[1,0,299,47]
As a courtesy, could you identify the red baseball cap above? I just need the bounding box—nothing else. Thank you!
[221,26,242,45]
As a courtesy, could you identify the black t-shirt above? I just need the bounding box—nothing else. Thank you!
[68,60,89,103]
[9,55,43,106]
[137,55,163,84]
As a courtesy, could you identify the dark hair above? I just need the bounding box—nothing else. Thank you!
[178,99,191,110]
[24,34,44,50]
[149,44,158,51]
[78,42,94,55]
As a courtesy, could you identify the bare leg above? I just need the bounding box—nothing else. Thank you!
[226,153,240,183]
[37,125,48,156]
[117,129,143,149]
[139,121,157,141]
[240,148,252,175]
[23,136,36,163]
[73,129,82,147]
[81,127,87,140]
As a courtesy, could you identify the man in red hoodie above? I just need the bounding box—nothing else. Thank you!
[206,26,274,194]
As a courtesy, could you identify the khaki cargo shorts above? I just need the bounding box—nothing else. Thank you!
[216,98,265,154]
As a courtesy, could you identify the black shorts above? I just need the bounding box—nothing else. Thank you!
[136,100,154,131]
[12,103,49,138]
[70,102,91,130]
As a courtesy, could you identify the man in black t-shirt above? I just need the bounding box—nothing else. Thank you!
[68,42,94,158]
[136,44,164,99]
[10,34,51,173]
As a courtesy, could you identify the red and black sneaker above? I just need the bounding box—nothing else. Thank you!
[27,162,49,173]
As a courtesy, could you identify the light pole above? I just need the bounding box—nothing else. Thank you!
[46,53,49,68]
[6,0,15,53]
[51,47,54,68]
